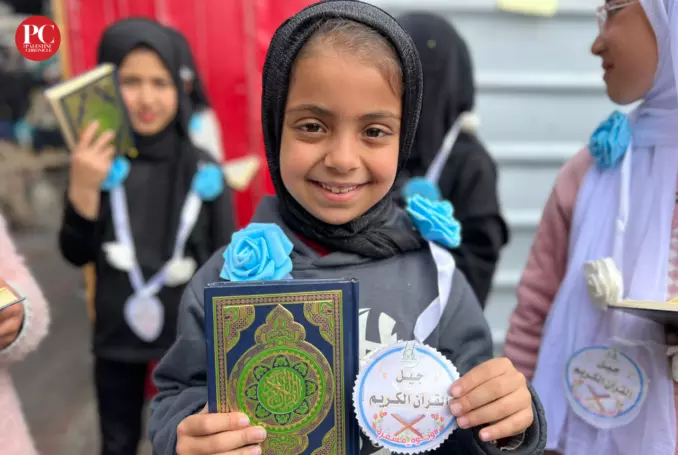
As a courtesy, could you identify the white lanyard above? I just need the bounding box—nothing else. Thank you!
[425,114,467,185]
[614,143,632,270]
[413,241,456,343]
[109,185,204,341]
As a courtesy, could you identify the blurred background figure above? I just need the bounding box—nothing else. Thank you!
[395,12,509,307]
[0,210,50,455]
[167,27,225,163]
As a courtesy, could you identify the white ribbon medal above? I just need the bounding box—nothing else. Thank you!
[108,182,205,342]
[354,242,459,454]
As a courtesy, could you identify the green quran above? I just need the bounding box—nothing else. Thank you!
[205,279,360,455]
[44,63,137,158]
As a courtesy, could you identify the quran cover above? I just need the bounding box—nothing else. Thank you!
[205,279,360,455]
[610,299,678,327]
[0,279,24,312]
[44,63,138,158]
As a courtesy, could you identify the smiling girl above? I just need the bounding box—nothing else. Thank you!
[148,2,546,455]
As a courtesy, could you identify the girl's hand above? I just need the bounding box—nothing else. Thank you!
[0,302,25,350]
[176,405,266,455]
[449,357,533,442]
[68,121,116,219]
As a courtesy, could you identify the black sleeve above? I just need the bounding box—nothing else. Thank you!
[148,249,225,454]
[431,271,546,454]
[58,195,103,267]
[441,137,509,306]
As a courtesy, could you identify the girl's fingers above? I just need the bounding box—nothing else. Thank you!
[189,427,267,454]
[178,412,251,437]
[100,146,116,160]
[478,407,534,442]
[219,445,262,455]
[450,370,525,416]
[456,388,531,429]
[92,130,116,153]
[451,358,513,398]
[77,121,100,151]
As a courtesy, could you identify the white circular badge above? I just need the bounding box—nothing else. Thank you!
[124,293,164,343]
[354,341,459,454]
[564,345,647,429]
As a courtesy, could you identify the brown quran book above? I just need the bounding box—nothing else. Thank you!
[610,299,678,326]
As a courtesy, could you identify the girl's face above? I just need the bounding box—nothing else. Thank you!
[118,48,178,136]
[592,1,658,105]
[280,49,402,225]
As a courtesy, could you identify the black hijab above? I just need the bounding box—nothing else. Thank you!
[397,12,475,176]
[397,13,510,306]
[96,18,201,266]
[262,0,425,259]
[166,27,211,112]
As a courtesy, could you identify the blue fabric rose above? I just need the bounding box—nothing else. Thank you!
[192,163,224,201]
[101,156,131,191]
[220,223,294,281]
[406,194,461,249]
[588,111,631,169]
[401,177,442,202]
[189,114,202,134]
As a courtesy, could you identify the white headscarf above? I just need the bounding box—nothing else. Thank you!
[532,1,678,453]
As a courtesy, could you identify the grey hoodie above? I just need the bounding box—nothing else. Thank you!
[148,196,546,454]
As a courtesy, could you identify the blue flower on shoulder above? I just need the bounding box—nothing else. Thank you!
[589,111,631,169]
[192,163,224,201]
[406,194,461,249]
[189,114,203,134]
[220,223,294,282]
[401,177,442,202]
[101,156,131,191]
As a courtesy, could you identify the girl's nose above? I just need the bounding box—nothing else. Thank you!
[324,134,360,173]
[591,34,605,56]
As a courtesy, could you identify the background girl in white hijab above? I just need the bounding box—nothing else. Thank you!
[505,0,678,454]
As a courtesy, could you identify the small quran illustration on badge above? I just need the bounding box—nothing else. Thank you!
[0,280,24,311]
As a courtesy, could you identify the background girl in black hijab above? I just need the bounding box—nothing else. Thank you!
[58,17,234,455]
[395,12,510,307]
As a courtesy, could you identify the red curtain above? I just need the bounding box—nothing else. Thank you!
[55,0,316,228]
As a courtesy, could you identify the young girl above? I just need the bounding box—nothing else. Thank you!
[148,1,546,454]
[166,27,225,163]
[58,18,234,455]
[395,12,509,306]
[505,0,678,453]
[0,211,50,455]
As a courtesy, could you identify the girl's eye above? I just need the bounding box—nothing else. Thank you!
[120,77,140,87]
[300,123,323,133]
[365,127,389,138]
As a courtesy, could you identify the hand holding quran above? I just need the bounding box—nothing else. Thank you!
[0,280,25,350]
[176,405,267,455]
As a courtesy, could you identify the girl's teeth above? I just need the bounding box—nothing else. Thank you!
[320,183,357,193]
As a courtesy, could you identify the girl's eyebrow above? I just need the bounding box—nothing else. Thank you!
[286,104,333,117]
[286,104,401,121]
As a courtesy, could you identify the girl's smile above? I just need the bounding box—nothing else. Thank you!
[309,180,368,203]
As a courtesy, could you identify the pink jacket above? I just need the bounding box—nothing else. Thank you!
[504,149,678,454]
[0,213,50,455]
